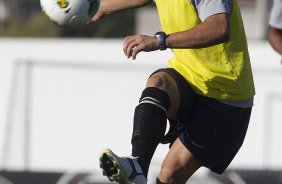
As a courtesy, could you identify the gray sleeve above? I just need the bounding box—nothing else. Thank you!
[269,0,282,29]
[192,0,233,22]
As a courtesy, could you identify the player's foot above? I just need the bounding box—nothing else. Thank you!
[99,148,147,184]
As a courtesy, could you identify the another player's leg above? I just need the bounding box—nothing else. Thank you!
[156,138,202,184]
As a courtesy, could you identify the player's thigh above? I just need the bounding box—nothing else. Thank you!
[158,138,202,184]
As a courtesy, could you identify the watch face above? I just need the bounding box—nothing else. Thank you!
[155,31,167,50]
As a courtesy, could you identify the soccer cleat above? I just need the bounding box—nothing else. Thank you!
[99,148,147,184]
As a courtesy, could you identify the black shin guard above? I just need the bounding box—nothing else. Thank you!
[131,87,171,177]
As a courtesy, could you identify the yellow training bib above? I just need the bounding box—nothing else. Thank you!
[155,0,255,101]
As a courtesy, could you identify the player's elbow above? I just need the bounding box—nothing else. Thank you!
[268,26,278,45]
[268,26,282,54]
[218,24,230,43]
[210,25,230,45]
[206,13,231,44]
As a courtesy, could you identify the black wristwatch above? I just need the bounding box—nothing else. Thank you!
[154,31,167,50]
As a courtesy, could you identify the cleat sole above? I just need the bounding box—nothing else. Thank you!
[99,149,132,184]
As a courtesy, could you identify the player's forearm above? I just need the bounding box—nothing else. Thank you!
[268,26,282,55]
[166,13,230,49]
[100,0,152,14]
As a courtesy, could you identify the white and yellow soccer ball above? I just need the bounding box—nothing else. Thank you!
[40,0,99,26]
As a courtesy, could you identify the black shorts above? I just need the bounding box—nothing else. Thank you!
[152,68,252,174]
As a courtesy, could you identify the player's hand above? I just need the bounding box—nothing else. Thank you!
[123,35,159,60]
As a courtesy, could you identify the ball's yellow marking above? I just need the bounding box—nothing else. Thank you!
[57,0,69,8]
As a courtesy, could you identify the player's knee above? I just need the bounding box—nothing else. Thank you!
[158,166,175,184]
[158,160,185,184]
[159,168,175,184]
[146,72,171,90]
[146,72,179,119]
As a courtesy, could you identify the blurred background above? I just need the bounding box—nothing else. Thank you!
[0,0,271,39]
[1,0,282,183]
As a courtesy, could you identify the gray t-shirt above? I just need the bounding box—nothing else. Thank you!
[269,0,282,29]
[153,0,233,21]
[190,0,233,21]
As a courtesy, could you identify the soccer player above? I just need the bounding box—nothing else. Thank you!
[89,0,255,183]
[268,0,282,55]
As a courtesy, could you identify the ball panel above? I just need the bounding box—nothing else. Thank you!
[50,6,72,26]
[41,0,100,27]
[40,0,56,17]
[69,15,89,26]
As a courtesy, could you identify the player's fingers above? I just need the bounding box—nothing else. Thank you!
[123,36,136,54]
[131,45,142,60]
[123,36,137,57]
[126,41,139,59]
[87,11,103,24]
